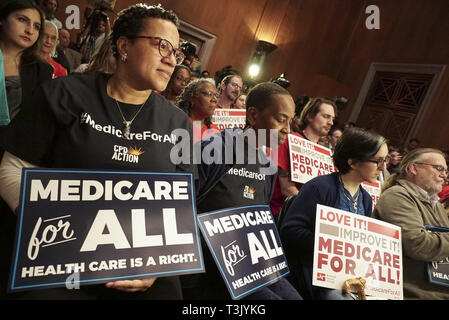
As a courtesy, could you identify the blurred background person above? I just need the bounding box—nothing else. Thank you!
[387,145,402,174]
[74,37,115,74]
[39,0,61,29]
[39,20,67,78]
[327,125,343,154]
[231,92,246,109]
[200,70,210,78]
[402,137,421,155]
[344,121,356,130]
[79,7,110,63]
[161,64,191,104]
[56,28,81,73]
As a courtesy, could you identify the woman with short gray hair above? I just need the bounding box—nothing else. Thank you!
[176,78,219,141]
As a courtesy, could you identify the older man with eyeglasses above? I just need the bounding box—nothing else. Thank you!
[373,148,449,300]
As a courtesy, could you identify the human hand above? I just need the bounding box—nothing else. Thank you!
[105,277,157,293]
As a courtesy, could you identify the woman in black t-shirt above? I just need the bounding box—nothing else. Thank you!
[0,4,194,300]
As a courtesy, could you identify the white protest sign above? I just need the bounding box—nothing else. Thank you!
[211,108,246,130]
[287,134,336,184]
[312,204,403,300]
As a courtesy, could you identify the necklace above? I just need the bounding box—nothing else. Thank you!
[339,175,360,213]
[114,99,146,140]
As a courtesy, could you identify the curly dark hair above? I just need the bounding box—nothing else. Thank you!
[176,78,216,128]
[110,3,179,57]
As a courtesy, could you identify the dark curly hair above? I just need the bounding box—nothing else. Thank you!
[110,3,179,57]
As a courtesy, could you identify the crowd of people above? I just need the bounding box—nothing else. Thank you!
[0,0,448,301]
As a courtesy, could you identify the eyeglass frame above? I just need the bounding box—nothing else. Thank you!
[228,81,243,91]
[414,162,449,176]
[199,90,220,99]
[128,35,185,65]
[366,156,391,169]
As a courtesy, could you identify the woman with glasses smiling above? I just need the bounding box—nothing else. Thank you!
[280,127,388,300]
[0,3,196,300]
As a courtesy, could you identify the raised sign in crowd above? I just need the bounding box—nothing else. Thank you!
[0,0,449,302]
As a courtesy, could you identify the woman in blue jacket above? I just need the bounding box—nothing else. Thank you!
[280,127,388,300]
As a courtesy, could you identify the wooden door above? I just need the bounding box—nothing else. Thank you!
[356,71,434,148]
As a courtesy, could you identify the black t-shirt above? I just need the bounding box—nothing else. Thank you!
[2,73,195,175]
[0,73,196,300]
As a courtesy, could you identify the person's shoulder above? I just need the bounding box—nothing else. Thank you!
[67,47,81,57]
[307,172,337,187]
[152,92,184,115]
[45,72,97,88]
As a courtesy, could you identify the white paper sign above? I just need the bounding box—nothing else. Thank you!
[211,108,246,130]
[361,181,381,208]
[313,204,403,300]
[287,134,336,184]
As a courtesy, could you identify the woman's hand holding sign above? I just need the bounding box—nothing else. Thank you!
[106,277,157,292]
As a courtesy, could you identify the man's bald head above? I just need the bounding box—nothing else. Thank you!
[59,29,71,48]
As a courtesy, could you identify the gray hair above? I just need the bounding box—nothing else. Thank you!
[382,147,445,192]
[176,78,216,114]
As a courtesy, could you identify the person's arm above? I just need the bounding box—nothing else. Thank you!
[278,168,299,197]
[106,278,156,292]
[0,152,37,213]
[280,182,320,260]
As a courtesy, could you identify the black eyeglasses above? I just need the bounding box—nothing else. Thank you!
[414,162,449,176]
[229,82,242,91]
[129,35,185,65]
[367,156,390,169]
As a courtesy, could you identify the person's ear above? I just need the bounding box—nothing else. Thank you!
[408,162,418,175]
[116,36,129,62]
[246,106,258,128]
[347,158,357,170]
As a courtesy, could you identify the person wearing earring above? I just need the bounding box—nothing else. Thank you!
[0,4,194,300]
[280,127,388,300]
